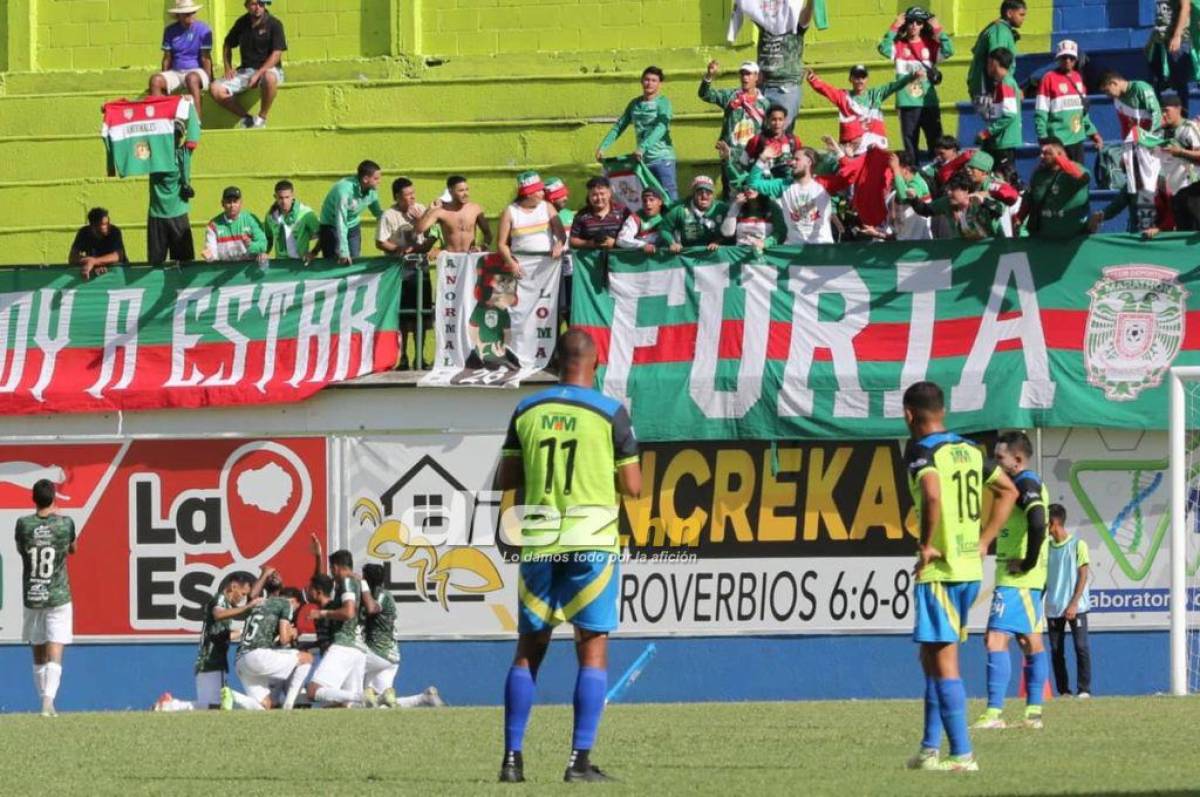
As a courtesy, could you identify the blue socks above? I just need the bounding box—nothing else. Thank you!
[935,678,971,757]
[920,675,942,750]
[987,650,1011,710]
[1025,651,1049,709]
[504,666,536,752]
[571,666,608,751]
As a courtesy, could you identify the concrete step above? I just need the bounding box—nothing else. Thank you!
[0,55,981,136]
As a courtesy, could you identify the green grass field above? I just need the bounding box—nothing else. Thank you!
[6,697,1196,795]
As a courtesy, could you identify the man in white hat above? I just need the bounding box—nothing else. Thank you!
[148,0,213,120]
[659,175,729,251]
[1033,39,1102,164]
[699,59,771,197]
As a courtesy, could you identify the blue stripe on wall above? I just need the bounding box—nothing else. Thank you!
[0,631,1167,712]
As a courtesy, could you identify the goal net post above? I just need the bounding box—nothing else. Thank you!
[1168,366,1200,696]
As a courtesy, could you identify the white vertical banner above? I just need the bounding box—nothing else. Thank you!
[421,252,560,388]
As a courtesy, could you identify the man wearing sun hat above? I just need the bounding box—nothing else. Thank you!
[149,0,214,121]
[658,176,729,252]
[1034,40,1102,165]
[700,59,771,196]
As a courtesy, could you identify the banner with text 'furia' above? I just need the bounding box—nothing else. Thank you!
[0,259,401,414]
[573,235,1199,441]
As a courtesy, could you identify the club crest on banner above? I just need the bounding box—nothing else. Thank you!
[1085,265,1188,400]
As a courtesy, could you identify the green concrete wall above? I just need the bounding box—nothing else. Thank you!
[0,0,1053,265]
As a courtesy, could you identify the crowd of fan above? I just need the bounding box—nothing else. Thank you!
[71,0,1200,320]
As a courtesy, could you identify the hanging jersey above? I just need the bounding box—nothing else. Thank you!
[101,95,200,177]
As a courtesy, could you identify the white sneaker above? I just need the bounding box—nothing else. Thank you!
[238,115,255,129]
[250,115,267,128]
[1077,691,1091,699]
[422,686,447,707]
[905,748,940,770]
[40,697,56,717]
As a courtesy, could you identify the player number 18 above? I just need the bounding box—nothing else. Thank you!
[26,546,54,579]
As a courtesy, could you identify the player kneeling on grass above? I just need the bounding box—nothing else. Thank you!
[974,430,1051,730]
[303,549,366,707]
[155,568,271,711]
[904,381,1017,772]
[17,479,77,717]
[496,329,642,784]
[359,563,445,709]
[225,580,311,710]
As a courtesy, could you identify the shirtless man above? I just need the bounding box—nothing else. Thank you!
[416,175,493,252]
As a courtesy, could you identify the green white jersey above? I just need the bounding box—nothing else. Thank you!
[236,596,293,657]
[362,586,399,662]
[15,513,75,609]
[195,593,233,673]
[328,576,362,648]
[996,470,1050,589]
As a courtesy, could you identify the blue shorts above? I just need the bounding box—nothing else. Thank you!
[517,551,619,634]
[987,586,1045,636]
[913,581,981,644]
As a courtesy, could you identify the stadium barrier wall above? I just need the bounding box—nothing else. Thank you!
[0,382,1178,710]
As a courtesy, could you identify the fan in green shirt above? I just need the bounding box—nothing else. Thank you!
[1020,139,1091,239]
[596,66,677,198]
[659,175,729,250]
[265,180,320,259]
[317,161,385,262]
[966,2,1026,100]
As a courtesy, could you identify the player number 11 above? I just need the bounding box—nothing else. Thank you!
[537,437,578,495]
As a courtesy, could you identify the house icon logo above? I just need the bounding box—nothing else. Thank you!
[353,455,505,610]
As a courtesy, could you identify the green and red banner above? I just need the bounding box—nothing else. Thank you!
[574,235,1199,441]
[0,259,400,415]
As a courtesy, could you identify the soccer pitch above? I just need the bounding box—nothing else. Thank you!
[4,697,1195,795]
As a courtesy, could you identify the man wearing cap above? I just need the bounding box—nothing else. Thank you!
[659,176,729,252]
[732,104,802,179]
[879,7,953,161]
[967,0,1026,117]
[497,171,566,277]
[700,60,771,197]
[1019,137,1091,239]
[806,64,921,154]
[202,186,268,263]
[210,0,287,129]
[1159,93,1200,227]
[316,160,384,265]
[1146,0,1194,116]
[963,150,1021,206]
[1034,40,1103,164]
[149,0,213,121]
[975,48,1023,185]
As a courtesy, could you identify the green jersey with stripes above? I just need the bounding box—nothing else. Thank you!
[362,586,399,662]
[15,513,76,609]
[237,596,293,657]
[195,593,233,673]
[906,433,1001,584]
[996,470,1050,589]
[502,383,639,557]
[328,576,362,647]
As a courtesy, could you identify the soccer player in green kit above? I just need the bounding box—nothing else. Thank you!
[903,382,1017,772]
[225,579,311,710]
[975,430,1051,730]
[15,479,76,717]
[497,329,641,783]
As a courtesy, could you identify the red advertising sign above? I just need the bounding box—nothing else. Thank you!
[0,439,326,639]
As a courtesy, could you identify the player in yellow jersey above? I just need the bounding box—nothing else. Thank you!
[974,430,1051,730]
[496,330,641,784]
[903,381,1017,772]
